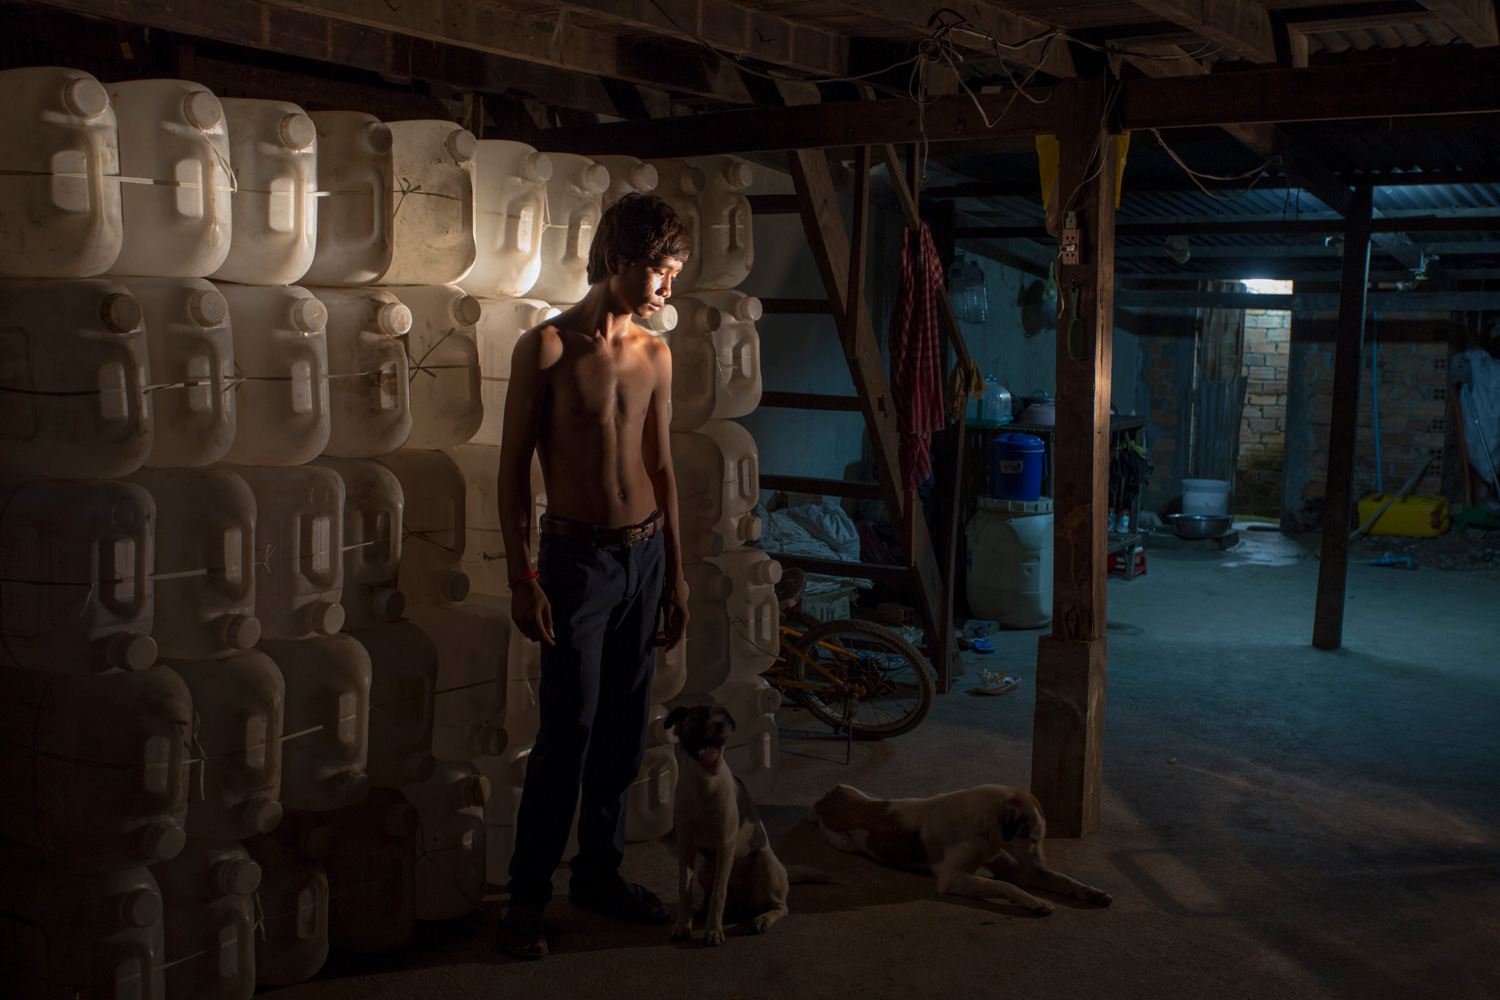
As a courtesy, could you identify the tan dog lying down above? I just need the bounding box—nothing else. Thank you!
[813,784,1112,915]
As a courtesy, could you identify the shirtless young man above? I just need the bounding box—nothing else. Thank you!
[496,193,691,959]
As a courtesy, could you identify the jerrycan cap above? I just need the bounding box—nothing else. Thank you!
[377,301,413,337]
[290,296,327,334]
[120,888,162,929]
[441,571,471,604]
[452,294,483,326]
[64,77,110,120]
[697,305,722,333]
[278,113,316,150]
[446,128,477,163]
[582,163,610,195]
[739,515,763,543]
[182,90,223,131]
[406,751,437,784]
[189,288,229,328]
[305,600,345,636]
[752,558,782,586]
[464,774,492,807]
[241,797,282,835]
[531,304,562,328]
[645,303,678,333]
[696,531,724,558]
[101,293,143,334]
[142,821,186,862]
[333,770,371,807]
[630,162,659,192]
[215,857,262,896]
[221,613,261,650]
[372,588,405,623]
[523,152,553,184]
[735,296,764,322]
[724,161,754,190]
[364,120,393,155]
[676,165,706,196]
[108,632,157,671]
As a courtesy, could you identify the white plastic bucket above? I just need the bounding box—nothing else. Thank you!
[385,120,477,286]
[1182,478,1233,515]
[212,98,318,285]
[461,140,550,299]
[305,111,394,286]
[529,153,608,305]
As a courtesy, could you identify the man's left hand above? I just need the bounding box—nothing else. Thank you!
[657,576,689,650]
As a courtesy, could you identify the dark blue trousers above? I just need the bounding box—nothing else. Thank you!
[506,528,664,905]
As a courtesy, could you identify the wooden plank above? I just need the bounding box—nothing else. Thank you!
[1126,0,1279,63]
[759,475,883,500]
[763,553,909,580]
[188,56,449,121]
[758,392,862,411]
[845,145,871,356]
[1412,0,1499,46]
[1313,186,1374,652]
[758,297,835,315]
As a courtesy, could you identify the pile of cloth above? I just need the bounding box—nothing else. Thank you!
[754,498,872,596]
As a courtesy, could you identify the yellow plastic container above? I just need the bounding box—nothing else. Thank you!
[1357,493,1450,537]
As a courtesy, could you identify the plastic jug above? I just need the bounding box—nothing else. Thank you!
[686,155,754,290]
[107,79,232,278]
[685,290,762,419]
[530,153,608,304]
[304,111,394,286]
[406,760,489,920]
[398,284,484,448]
[312,456,404,628]
[348,620,438,788]
[461,139,551,299]
[127,467,258,659]
[711,546,782,680]
[646,159,706,290]
[663,296,720,432]
[0,855,164,1000]
[165,650,285,841]
[0,479,157,673]
[385,120,478,286]
[408,603,509,761]
[446,443,545,597]
[0,66,122,277]
[990,432,1046,501]
[232,464,344,639]
[152,841,261,1000]
[624,743,676,844]
[216,283,331,465]
[474,746,529,883]
[380,448,471,608]
[594,154,659,209]
[312,286,413,457]
[324,788,419,954]
[471,297,559,446]
[966,497,1053,629]
[260,634,372,811]
[211,98,317,285]
[0,664,190,866]
[0,277,153,479]
[244,816,331,986]
[671,419,762,556]
[679,559,733,694]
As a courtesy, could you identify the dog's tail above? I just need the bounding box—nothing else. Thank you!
[783,864,837,885]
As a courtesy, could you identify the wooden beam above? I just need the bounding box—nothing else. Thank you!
[1313,186,1374,651]
[1032,77,1115,839]
[759,475,883,501]
[957,213,1500,239]
[1117,290,1500,312]
[758,297,835,315]
[839,0,1075,77]
[746,195,803,215]
[1412,0,1499,47]
[187,56,449,121]
[1126,0,1279,63]
[762,553,910,580]
[758,392,862,411]
[845,145,872,356]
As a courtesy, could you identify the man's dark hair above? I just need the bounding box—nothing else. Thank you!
[586,192,692,284]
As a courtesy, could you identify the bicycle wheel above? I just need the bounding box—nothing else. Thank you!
[775,608,828,715]
[787,618,934,739]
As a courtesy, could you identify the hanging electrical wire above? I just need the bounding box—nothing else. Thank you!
[1148,128,1280,202]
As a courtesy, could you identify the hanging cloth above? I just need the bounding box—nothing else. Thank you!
[889,223,946,490]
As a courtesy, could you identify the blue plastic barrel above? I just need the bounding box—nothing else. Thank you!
[990,433,1046,501]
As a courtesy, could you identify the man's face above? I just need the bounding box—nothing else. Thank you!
[611,254,684,318]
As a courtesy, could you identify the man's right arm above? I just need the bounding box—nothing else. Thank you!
[497,326,555,644]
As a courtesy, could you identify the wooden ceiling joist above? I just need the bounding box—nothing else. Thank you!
[1125,0,1279,63]
[1412,0,1499,47]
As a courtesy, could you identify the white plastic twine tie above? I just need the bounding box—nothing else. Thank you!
[279,724,325,743]
[406,326,468,382]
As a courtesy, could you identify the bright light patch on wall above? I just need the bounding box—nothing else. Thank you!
[1243,279,1293,295]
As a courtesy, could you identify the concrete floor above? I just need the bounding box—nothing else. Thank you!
[276,534,1500,999]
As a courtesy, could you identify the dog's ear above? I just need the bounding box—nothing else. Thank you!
[1001,801,1038,843]
[663,707,689,734]
[714,707,736,733]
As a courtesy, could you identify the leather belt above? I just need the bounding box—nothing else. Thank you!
[540,511,662,548]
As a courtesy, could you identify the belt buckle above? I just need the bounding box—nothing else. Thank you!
[622,524,647,547]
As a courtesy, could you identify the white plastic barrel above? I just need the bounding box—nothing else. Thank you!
[233,463,345,640]
[313,286,413,457]
[152,841,261,1000]
[217,283,331,465]
[348,620,438,789]
[0,856,164,1000]
[244,816,331,986]
[686,155,755,290]
[324,788,419,954]
[965,496,1054,629]
[165,650,284,841]
[0,664,190,866]
[0,277,153,479]
[305,111,394,286]
[121,277,237,467]
[0,479,157,673]
[530,153,608,304]
[594,154,659,209]
[646,159,706,290]
[261,633,372,811]
[385,120,477,286]
[107,79,232,278]
[471,297,558,446]
[682,289,762,420]
[212,98,317,285]
[312,456,404,629]
[127,466,258,659]
[409,603,510,762]
[671,418,762,556]
[381,448,471,608]
[624,743,676,843]
[461,140,551,298]
[1182,477,1233,515]
[399,284,484,448]
[446,443,545,598]
[0,66,122,277]
[406,760,489,920]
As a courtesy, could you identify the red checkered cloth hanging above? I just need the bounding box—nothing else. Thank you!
[888,223,946,490]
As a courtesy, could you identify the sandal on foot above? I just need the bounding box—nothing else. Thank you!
[568,876,669,924]
[497,903,549,960]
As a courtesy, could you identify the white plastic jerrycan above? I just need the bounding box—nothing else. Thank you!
[663,295,721,432]
[471,296,558,447]
[682,289,762,419]
[120,277,236,468]
[312,456,404,629]
[474,745,529,883]
[0,479,157,673]
[594,154,659,209]
[385,120,478,286]
[625,743,676,843]
[380,448,471,608]
[0,67,122,277]
[212,98,317,285]
[409,603,509,762]
[712,545,783,679]
[0,664,190,867]
[686,155,755,290]
[461,140,551,299]
[530,153,608,305]
[260,633,372,812]
[654,627,689,707]
[313,286,413,457]
[233,463,345,640]
[399,284,484,448]
[447,443,545,598]
[680,559,734,695]
[0,856,165,1000]
[127,466,258,660]
[107,79,232,278]
[244,815,331,987]
[671,418,762,556]
[406,760,490,920]
[646,159,707,290]
[348,620,438,789]
[305,111,394,286]
[0,277,153,479]
[216,282,331,465]
[152,841,261,1000]
[324,788,419,954]
[165,650,284,842]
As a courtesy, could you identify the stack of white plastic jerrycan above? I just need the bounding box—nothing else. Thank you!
[245,811,333,987]
[594,154,659,209]
[461,139,550,299]
[666,290,764,430]
[151,841,263,1000]
[314,288,413,458]
[406,760,490,920]
[530,153,608,306]
[685,155,755,290]
[304,111,394,286]
[211,98,317,286]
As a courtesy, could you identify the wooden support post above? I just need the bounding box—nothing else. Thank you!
[1031,78,1116,838]
[845,146,871,356]
[1313,186,1375,651]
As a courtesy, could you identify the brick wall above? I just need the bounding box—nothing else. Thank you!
[1138,334,1195,514]
[1236,309,1292,516]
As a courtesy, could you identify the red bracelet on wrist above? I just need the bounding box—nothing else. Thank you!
[508,570,540,590]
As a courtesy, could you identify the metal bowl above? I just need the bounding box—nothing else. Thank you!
[1168,513,1233,540]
